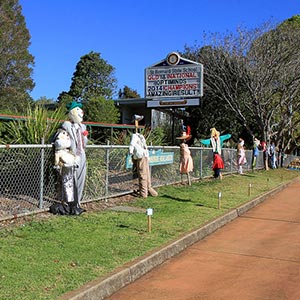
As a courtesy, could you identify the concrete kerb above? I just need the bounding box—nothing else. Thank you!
[59,179,297,300]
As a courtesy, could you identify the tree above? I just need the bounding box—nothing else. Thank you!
[57,91,73,113]
[68,51,117,102]
[184,41,253,143]
[35,96,57,111]
[84,96,120,124]
[183,16,300,151]
[118,85,141,99]
[245,16,300,151]
[0,0,35,113]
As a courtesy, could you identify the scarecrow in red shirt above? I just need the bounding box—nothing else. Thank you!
[200,128,231,180]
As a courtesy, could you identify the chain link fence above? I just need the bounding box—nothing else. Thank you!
[0,144,296,220]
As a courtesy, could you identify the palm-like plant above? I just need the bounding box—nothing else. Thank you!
[0,105,65,144]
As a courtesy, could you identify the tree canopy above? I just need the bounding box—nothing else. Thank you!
[57,51,120,124]
[0,0,35,113]
[84,96,120,124]
[184,15,300,152]
[118,85,141,99]
[68,51,117,102]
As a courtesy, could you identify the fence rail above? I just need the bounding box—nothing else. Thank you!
[0,144,296,220]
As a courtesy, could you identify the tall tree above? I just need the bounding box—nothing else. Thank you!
[184,39,254,143]
[84,96,120,124]
[68,51,117,102]
[0,0,35,113]
[245,16,300,151]
[118,85,141,99]
[184,16,300,151]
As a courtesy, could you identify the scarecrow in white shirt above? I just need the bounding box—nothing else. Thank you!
[54,101,88,215]
[129,115,158,198]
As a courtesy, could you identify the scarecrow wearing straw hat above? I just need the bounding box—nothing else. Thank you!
[129,115,158,198]
[52,101,88,215]
[176,125,193,185]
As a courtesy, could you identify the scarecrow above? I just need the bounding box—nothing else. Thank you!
[237,137,246,174]
[200,128,231,180]
[252,137,260,171]
[53,101,88,215]
[129,115,158,198]
[260,141,269,170]
[176,126,193,185]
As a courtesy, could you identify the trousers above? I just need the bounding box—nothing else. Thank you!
[135,157,158,198]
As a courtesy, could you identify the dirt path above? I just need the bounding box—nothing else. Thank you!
[107,180,300,300]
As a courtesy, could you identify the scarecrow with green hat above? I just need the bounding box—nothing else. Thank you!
[52,101,88,215]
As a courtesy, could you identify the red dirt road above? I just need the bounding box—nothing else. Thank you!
[107,180,300,300]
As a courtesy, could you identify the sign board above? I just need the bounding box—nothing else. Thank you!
[126,149,174,169]
[145,52,203,106]
[147,98,200,108]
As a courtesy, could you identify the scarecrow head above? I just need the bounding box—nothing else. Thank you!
[210,128,220,139]
[53,129,71,151]
[66,101,84,124]
[132,114,144,133]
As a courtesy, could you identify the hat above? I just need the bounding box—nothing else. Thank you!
[66,101,82,112]
[132,114,144,122]
[176,131,192,141]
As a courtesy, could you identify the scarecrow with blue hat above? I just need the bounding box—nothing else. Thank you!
[52,101,88,215]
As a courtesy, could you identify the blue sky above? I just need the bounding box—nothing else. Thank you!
[19,0,299,101]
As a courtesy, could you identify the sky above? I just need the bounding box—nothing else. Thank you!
[19,0,299,101]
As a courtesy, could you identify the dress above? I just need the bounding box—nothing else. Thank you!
[213,153,224,169]
[212,153,224,178]
[237,141,246,174]
[179,143,194,174]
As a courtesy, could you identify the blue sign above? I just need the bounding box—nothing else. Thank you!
[126,149,174,169]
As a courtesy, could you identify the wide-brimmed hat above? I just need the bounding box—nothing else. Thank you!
[176,131,192,141]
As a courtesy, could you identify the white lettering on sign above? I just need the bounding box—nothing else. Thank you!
[145,65,203,98]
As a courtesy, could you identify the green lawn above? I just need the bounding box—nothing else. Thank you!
[0,169,298,300]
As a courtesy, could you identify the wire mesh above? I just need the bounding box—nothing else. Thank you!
[0,144,293,220]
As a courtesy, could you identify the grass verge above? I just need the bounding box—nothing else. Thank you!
[0,169,298,300]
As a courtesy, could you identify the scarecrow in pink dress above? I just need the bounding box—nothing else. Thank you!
[177,126,193,185]
[237,138,246,174]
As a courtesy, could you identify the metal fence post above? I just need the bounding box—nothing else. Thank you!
[230,149,233,174]
[105,141,110,201]
[200,148,203,179]
[39,139,45,209]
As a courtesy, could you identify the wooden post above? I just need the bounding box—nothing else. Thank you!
[146,208,153,233]
[187,173,191,186]
[148,215,152,233]
[248,183,252,196]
